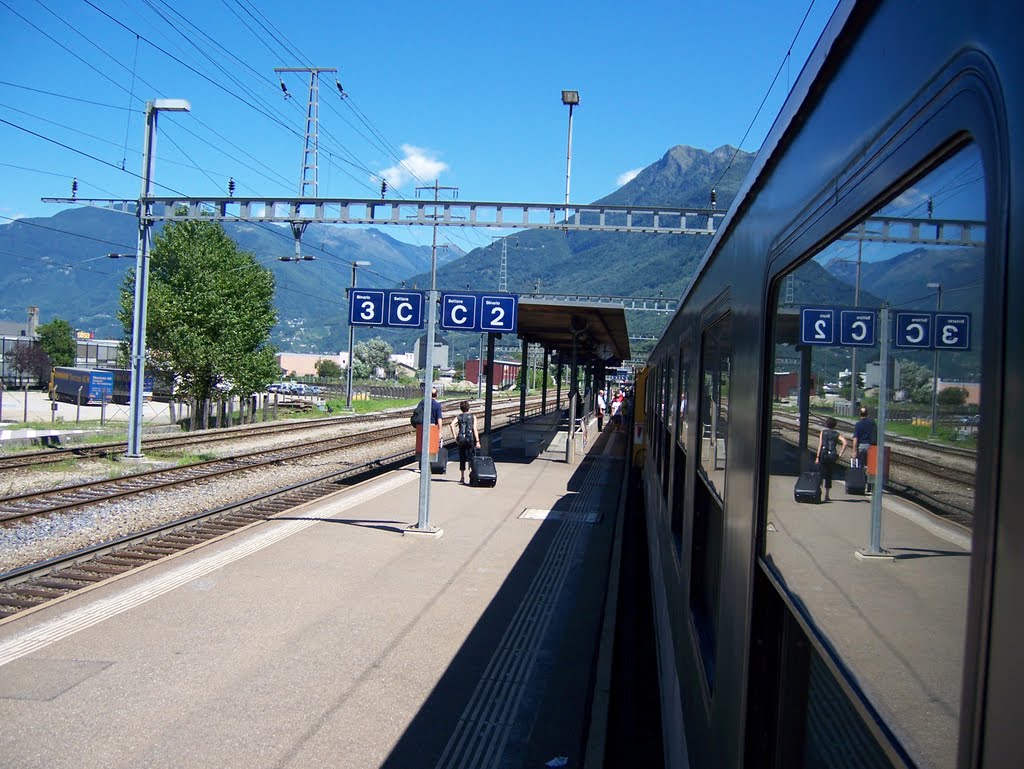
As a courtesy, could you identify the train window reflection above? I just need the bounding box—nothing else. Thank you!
[763,145,984,769]
[672,344,691,553]
[699,316,731,490]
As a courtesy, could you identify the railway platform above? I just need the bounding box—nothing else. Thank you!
[0,417,629,769]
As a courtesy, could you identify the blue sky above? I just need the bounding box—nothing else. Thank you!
[1,0,838,253]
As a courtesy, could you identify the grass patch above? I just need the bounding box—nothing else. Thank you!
[325,397,422,415]
[172,452,219,465]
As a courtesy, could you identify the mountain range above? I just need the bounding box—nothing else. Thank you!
[0,143,979,366]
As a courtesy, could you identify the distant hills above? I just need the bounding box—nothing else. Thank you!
[0,210,458,351]
[0,144,979,367]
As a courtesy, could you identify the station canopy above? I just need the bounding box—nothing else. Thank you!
[515,298,630,364]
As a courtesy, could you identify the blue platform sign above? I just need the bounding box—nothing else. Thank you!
[934,313,971,350]
[839,309,876,346]
[349,289,385,326]
[439,292,519,333]
[800,307,835,345]
[480,294,518,333]
[895,312,934,349]
[386,291,424,328]
[440,293,479,331]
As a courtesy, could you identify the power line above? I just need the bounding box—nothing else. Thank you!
[0,80,132,110]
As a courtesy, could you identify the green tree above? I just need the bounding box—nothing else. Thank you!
[36,318,76,367]
[117,220,279,419]
[354,337,395,378]
[315,359,343,379]
[937,386,968,407]
[897,360,934,403]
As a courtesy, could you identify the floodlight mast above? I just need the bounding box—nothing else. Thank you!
[126,99,190,459]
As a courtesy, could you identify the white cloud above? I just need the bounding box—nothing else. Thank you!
[616,168,643,187]
[377,145,449,189]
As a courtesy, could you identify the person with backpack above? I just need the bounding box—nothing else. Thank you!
[410,385,443,430]
[449,400,481,485]
[815,416,848,501]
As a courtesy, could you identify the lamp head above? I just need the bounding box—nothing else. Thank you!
[561,90,580,106]
[150,99,191,113]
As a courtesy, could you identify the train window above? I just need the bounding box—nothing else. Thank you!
[763,145,984,769]
[698,315,731,490]
[691,314,731,689]
[662,359,675,499]
[672,343,691,553]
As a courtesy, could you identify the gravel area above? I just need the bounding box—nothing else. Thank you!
[0,432,415,573]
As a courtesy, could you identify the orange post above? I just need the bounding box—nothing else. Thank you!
[415,424,441,458]
[866,445,890,482]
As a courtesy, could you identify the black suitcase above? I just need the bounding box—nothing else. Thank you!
[845,461,867,495]
[431,447,448,475]
[794,468,822,503]
[469,452,497,487]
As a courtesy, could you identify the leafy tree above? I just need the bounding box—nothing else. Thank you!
[897,360,934,403]
[354,337,395,378]
[117,219,279,416]
[36,318,76,367]
[8,341,51,385]
[315,359,343,379]
[937,386,968,406]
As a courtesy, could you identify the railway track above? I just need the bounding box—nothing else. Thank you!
[0,395,538,471]
[0,423,411,524]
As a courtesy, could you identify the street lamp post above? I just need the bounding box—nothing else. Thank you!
[928,282,942,435]
[561,90,579,213]
[347,260,371,410]
[126,98,190,459]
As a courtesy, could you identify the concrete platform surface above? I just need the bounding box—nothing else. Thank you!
[0,429,629,769]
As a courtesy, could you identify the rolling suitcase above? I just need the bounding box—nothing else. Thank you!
[794,467,822,503]
[430,446,448,474]
[845,459,867,495]
[469,451,497,487]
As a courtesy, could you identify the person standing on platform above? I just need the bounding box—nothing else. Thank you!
[596,388,607,431]
[450,400,481,485]
[852,406,877,468]
[815,416,847,502]
[610,391,623,431]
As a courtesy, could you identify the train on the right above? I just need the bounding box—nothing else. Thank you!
[629,1,1022,767]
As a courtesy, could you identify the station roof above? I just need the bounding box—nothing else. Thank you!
[515,298,631,364]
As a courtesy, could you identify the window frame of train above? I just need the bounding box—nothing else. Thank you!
[690,307,732,693]
[661,354,675,501]
[671,338,693,557]
[755,136,989,769]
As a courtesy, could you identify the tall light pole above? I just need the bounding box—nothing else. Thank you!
[126,98,190,459]
[850,240,863,410]
[561,90,579,214]
[346,260,371,410]
[927,282,942,435]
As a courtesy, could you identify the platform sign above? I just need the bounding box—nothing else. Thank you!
[386,291,424,328]
[894,312,934,349]
[934,313,972,350]
[439,292,519,333]
[479,294,518,333]
[349,289,386,326]
[800,307,835,345]
[839,309,876,346]
[440,293,479,331]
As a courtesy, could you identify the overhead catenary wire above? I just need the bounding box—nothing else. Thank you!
[1,0,461,289]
